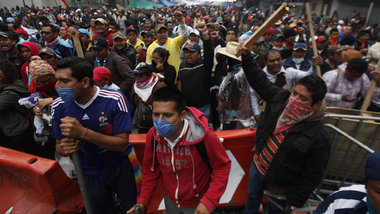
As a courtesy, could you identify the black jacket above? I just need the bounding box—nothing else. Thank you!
[242,54,331,207]
[283,56,312,72]
[112,44,137,68]
[152,62,176,88]
[86,52,135,99]
[178,39,214,108]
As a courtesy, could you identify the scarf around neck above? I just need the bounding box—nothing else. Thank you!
[45,37,59,49]
[134,74,159,102]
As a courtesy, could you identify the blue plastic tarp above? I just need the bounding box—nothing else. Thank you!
[159,0,177,7]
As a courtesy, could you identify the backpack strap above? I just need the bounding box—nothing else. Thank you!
[195,141,212,172]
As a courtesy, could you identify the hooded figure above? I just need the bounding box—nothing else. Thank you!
[217,42,256,130]
[28,56,57,101]
[18,41,40,85]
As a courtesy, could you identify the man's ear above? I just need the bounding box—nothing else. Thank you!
[82,77,92,88]
[313,100,322,108]
[180,109,187,121]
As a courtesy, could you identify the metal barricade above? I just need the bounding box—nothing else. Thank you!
[316,113,378,200]
[264,113,379,213]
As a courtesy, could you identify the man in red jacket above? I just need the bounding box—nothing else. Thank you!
[128,87,231,214]
[93,18,114,47]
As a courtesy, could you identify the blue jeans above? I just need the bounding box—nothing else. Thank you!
[197,104,210,121]
[244,159,287,214]
[243,160,267,214]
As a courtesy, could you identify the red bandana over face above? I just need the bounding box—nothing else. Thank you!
[274,94,317,134]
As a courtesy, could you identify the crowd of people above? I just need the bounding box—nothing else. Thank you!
[0,3,380,214]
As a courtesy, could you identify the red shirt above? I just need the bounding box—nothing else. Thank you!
[93,30,114,47]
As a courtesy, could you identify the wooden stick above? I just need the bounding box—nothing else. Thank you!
[305,2,322,77]
[361,60,380,111]
[236,3,289,57]
[72,29,85,58]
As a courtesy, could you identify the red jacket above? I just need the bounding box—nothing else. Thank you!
[18,42,40,85]
[138,107,231,212]
[93,30,114,47]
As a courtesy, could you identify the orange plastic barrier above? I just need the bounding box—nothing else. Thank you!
[0,147,83,214]
[130,128,256,213]
[0,128,255,213]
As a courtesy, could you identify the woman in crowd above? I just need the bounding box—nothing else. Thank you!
[152,47,176,87]
[131,63,166,133]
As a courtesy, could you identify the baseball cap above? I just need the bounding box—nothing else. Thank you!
[39,47,57,57]
[254,37,264,44]
[93,67,111,81]
[293,42,307,51]
[113,32,124,40]
[289,23,297,28]
[78,28,90,37]
[6,17,15,23]
[133,62,153,74]
[316,35,327,43]
[0,31,12,39]
[189,29,200,36]
[141,31,153,37]
[91,37,109,50]
[365,152,380,181]
[272,34,284,41]
[265,27,275,36]
[154,24,167,33]
[14,28,29,36]
[183,42,201,52]
[95,18,108,25]
[126,27,137,34]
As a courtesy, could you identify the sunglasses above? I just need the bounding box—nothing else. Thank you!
[41,31,52,35]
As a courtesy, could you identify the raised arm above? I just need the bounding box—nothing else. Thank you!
[240,49,286,103]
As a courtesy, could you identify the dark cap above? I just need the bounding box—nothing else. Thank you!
[154,24,167,33]
[293,42,307,51]
[254,37,264,44]
[91,37,109,50]
[272,33,284,41]
[365,152,380,180]
[282,28,297,38]
[126,27,137,34]
[39,47,57,57]
[183,42,201,52]
[0,31,11,38]
[133,62,153,74]
[141,30,153,37]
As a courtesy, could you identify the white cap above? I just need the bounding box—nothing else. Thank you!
[189,29,200,36]
[338,20,344,25]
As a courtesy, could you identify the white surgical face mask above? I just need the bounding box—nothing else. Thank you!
[292,57,304,64]
[272,46,284,51]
